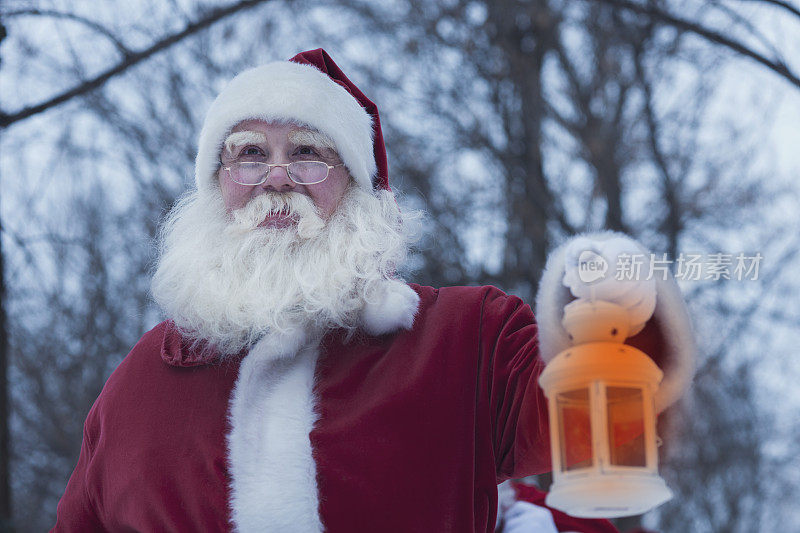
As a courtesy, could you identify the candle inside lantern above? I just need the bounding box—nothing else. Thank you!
[556,388,593,471]
[606,386,646,467]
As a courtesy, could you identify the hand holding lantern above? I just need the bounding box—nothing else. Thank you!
[535,233,696,518]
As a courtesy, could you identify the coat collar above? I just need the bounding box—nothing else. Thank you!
[160,280,420,367]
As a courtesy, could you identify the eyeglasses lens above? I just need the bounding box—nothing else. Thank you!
[232,163,266,185]
[230,162,328,185]
[288,161,327,184]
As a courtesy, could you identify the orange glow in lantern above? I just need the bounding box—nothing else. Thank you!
[539,300,672,518]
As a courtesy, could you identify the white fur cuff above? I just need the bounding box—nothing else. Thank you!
[535,231,696,411]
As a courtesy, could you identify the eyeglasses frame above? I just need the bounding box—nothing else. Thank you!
[220,160,345,186]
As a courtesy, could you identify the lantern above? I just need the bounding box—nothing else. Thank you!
[538,298,672,518]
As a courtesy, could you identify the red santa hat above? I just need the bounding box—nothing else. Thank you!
[194,48,389,192]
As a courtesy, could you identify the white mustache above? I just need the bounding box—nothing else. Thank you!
[230,192,324,238]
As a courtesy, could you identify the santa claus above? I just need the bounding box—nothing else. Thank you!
[52,49,695,532]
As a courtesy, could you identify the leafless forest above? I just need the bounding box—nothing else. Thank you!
[1,1,799,531]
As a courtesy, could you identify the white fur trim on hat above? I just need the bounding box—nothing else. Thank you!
[535,231,696,412]
[196,61,376,191]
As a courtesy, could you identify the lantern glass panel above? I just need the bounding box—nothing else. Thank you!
[557,388,593,471]
[606,386,646,467]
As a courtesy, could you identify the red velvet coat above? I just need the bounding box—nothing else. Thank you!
[53,283,668,532]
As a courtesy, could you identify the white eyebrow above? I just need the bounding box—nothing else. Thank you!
[288,129,337,151]
[223,131,267,155]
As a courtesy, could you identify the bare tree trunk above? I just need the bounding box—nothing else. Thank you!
[0,178,13,532]
[488,0,559,295]
[0,21,14,530]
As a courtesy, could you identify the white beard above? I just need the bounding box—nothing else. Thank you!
[151,185,415,356]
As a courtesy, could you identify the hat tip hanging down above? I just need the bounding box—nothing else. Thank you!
[289,48,389,191]
[194,48,389,192]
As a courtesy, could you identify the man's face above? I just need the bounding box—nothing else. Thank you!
[218,120,351,225]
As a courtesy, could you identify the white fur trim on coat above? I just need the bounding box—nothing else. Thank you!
[225,283,416,531]
[226,330,323,532]
[360,279,420,336]
[535,231,696,412]
[196,60,376,192]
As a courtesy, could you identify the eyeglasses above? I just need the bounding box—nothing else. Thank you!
[221,161,345,186]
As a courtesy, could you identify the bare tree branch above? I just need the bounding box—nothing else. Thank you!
[739,0,800,19]
[581,0,800,90]
[3,9,132,56]
[699,238,800,375]
[0,0,271,129]
[709,1,787,63]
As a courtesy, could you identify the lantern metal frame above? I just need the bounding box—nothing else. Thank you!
[539,340,673,518]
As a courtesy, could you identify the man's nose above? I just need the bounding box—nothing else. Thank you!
[260,164,295,192]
